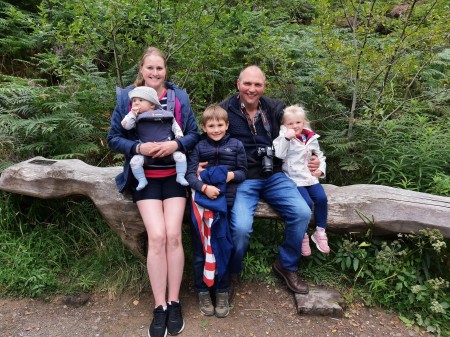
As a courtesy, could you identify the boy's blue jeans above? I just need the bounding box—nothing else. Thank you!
[297,183,328,229]
[228,172,311,273]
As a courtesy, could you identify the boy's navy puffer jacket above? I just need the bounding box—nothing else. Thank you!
[186,133,247,208]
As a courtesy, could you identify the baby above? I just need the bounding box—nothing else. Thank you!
[121,86,188,190]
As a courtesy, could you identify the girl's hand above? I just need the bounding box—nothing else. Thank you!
[284,128,296,139]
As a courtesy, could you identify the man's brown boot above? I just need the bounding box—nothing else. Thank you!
[272,260,309,294]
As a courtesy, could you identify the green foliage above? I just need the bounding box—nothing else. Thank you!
[363,115,449,195]
[240,218,449,334]
[0,192,145,297]
[331,229,449,335]
[0,2,449,333]
[0,1,48,77]
[0,70,115,164]
[242,219,282,282]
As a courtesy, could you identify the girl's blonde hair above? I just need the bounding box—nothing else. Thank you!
[134,47,167,86]
[201,104,229,125]
[282,104,311,129]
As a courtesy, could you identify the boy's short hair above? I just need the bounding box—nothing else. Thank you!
[202,104,229,125]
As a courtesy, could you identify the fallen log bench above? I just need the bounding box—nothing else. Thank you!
[0,156,449,261]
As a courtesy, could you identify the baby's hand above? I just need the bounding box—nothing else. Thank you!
[130,107,140,115]
[121,120,126,127]
[284,128,296,139]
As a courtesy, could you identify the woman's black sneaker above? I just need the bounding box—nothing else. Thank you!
[148,305,167,337]
[167,301,185,335]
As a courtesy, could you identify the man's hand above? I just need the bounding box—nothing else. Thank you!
[308,155,320,173]
[312,169,322,178]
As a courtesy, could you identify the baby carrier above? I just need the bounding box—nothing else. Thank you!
[135,89,178,167]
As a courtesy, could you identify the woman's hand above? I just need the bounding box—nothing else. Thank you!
[140,140,178,157]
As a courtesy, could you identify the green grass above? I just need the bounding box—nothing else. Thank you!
[0,192,147,297]
[1,193,448,335]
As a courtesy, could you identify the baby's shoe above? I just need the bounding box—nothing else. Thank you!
[311,228,330,254]
[301,234,311,256]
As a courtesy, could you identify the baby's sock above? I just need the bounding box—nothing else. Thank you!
[131,167,148,191]
[175,161,189,186]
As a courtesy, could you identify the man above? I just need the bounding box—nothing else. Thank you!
[220,65,319,294]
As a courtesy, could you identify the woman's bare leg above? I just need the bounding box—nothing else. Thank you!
[137,199,168,307]
[163,197,186,302]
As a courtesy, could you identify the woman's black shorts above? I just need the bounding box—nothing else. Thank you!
[133,174,187,202]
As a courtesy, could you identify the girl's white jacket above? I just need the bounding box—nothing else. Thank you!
[273,125,326,187]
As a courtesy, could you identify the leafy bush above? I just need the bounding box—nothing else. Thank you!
[0,193,145,297]
[363,115,449,195]
[0,70,115,165]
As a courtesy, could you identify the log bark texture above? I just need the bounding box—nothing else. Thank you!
[1,157,449,260]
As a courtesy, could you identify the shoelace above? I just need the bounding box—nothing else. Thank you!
[216,294,228,308]
[200,294,212,307]
[169,303,182,321]
[153,309,167,327]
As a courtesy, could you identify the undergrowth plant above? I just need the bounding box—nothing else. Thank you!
[0,192,146,297]
[239,217,449,335]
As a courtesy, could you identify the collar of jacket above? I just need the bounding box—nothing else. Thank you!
[201,132,231,146]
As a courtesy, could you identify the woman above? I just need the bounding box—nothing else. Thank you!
[107,47,200,337]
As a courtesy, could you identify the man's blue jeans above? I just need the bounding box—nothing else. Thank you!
[229,172,311,273]
[297,183,328,229]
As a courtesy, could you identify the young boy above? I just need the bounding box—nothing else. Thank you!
[121,86,188,191]
[186,104,247,318]
[273,104,330,255]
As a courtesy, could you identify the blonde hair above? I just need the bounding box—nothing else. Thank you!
[282,105,311,129]
[201,104,229,125]
[134,47,167,86]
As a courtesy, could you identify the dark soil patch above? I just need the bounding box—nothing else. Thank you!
[1,281,431,337]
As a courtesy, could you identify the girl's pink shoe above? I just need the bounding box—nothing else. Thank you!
[301,234,311,256]
[311,230,330,254]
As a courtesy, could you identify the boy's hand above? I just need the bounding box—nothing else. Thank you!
[205,185,220,199]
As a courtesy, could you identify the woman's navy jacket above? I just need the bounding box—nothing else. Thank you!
[107,82,200,193]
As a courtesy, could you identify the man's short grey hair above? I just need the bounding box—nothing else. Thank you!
[238,65,266,82]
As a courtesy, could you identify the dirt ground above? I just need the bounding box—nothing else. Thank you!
[1,280,432,337]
